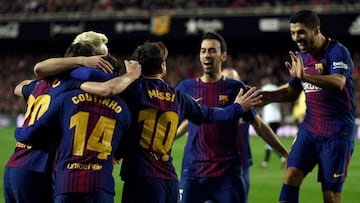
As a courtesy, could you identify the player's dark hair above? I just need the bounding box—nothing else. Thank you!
[201,32,227,53]
[289,10,320,29]
[131,41,168,76]
[64,42,98,57]
[102,54,124,75]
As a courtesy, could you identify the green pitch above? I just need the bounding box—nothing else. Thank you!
[1,125,359,202]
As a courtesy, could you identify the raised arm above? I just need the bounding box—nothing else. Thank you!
[286,51,346,90]
[34,55,113,79]
[14,80,35,97]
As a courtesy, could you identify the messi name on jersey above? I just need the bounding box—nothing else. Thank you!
[71,93,122,113]
[148,89,175,102]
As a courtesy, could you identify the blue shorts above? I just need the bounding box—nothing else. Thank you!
[4,167,54,203]
[122,177,178,203]
[55,193,113,203]
[179,171,245,203]
[288,128,353,192]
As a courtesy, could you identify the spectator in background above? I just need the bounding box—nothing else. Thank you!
[259,77,285,168]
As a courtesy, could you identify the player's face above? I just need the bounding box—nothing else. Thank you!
[290,23,316,53]
[199,39,226,75]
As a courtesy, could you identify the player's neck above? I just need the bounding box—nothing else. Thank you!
[312,35,328,55]
[200,72,222,83]
[143,74,163,80]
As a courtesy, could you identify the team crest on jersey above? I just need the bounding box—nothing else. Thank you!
[219,95,229,105]
[314,63,324,74]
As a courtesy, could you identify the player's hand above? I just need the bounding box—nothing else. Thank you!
[124,60,142,79]
[82,55,114,73]
[234,87,262,112]
[285,51,304,80]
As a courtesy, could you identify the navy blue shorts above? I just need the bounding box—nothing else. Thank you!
[288,128,353,192]
[122,177,178,203]
[4,167,54,203]
[179,171,245,203]
[55,193,113,203]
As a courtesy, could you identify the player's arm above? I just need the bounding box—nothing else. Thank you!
[286,51,346,90]
[185,87,262,124]
[80,60,141,97]
[259,84,301,107]
[34,55,113,79]
[175,120,188,140]
[14,80,35,97]
[249,115,288,158]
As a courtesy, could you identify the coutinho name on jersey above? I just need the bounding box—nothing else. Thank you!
[71,93,122,113]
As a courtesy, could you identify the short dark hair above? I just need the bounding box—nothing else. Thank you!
[131,41,168,76]
[102,54,124,75]
[289,10,320,29]
[201,32,227,53]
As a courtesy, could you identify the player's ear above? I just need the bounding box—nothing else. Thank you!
[221,52,227,62]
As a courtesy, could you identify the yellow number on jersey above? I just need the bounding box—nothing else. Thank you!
[138,108,178,156]
[23,94,51,126]
[70,111,115,160]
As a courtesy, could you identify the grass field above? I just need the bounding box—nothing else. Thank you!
[1,125,359,202]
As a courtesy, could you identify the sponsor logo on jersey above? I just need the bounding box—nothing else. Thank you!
[67,162,102,170]
[302,82,321,93]
[315,63,324,74]
[333,61,348,70]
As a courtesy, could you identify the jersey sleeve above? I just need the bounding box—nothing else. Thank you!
[288,77,303,89]
[178,90,243,124]
[328,43,353,75]
[22,80,38,100]
[70,66,116,82]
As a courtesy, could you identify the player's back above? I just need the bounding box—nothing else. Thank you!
[119,78,180,181]
[55,89,131,195]
[7,77,83,173]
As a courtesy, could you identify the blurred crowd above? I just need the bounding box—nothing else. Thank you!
[1,51,359,119]
[0,0,358,14]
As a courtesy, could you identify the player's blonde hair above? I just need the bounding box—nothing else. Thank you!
[72,31,109,54]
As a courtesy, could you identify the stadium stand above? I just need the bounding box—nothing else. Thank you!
[0,1,359,129]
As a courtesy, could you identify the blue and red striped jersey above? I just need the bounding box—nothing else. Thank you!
[118,77,244,181]
[176,76,256,177]
[289,39,355,139]
[54,89,131,195]
[7,77,82,173]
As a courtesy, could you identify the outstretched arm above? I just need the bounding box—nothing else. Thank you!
[259,84,301,107]
[233,87,263,112]
[250,115,288,158]
[80,60,141,96]
[34,55,113,79]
